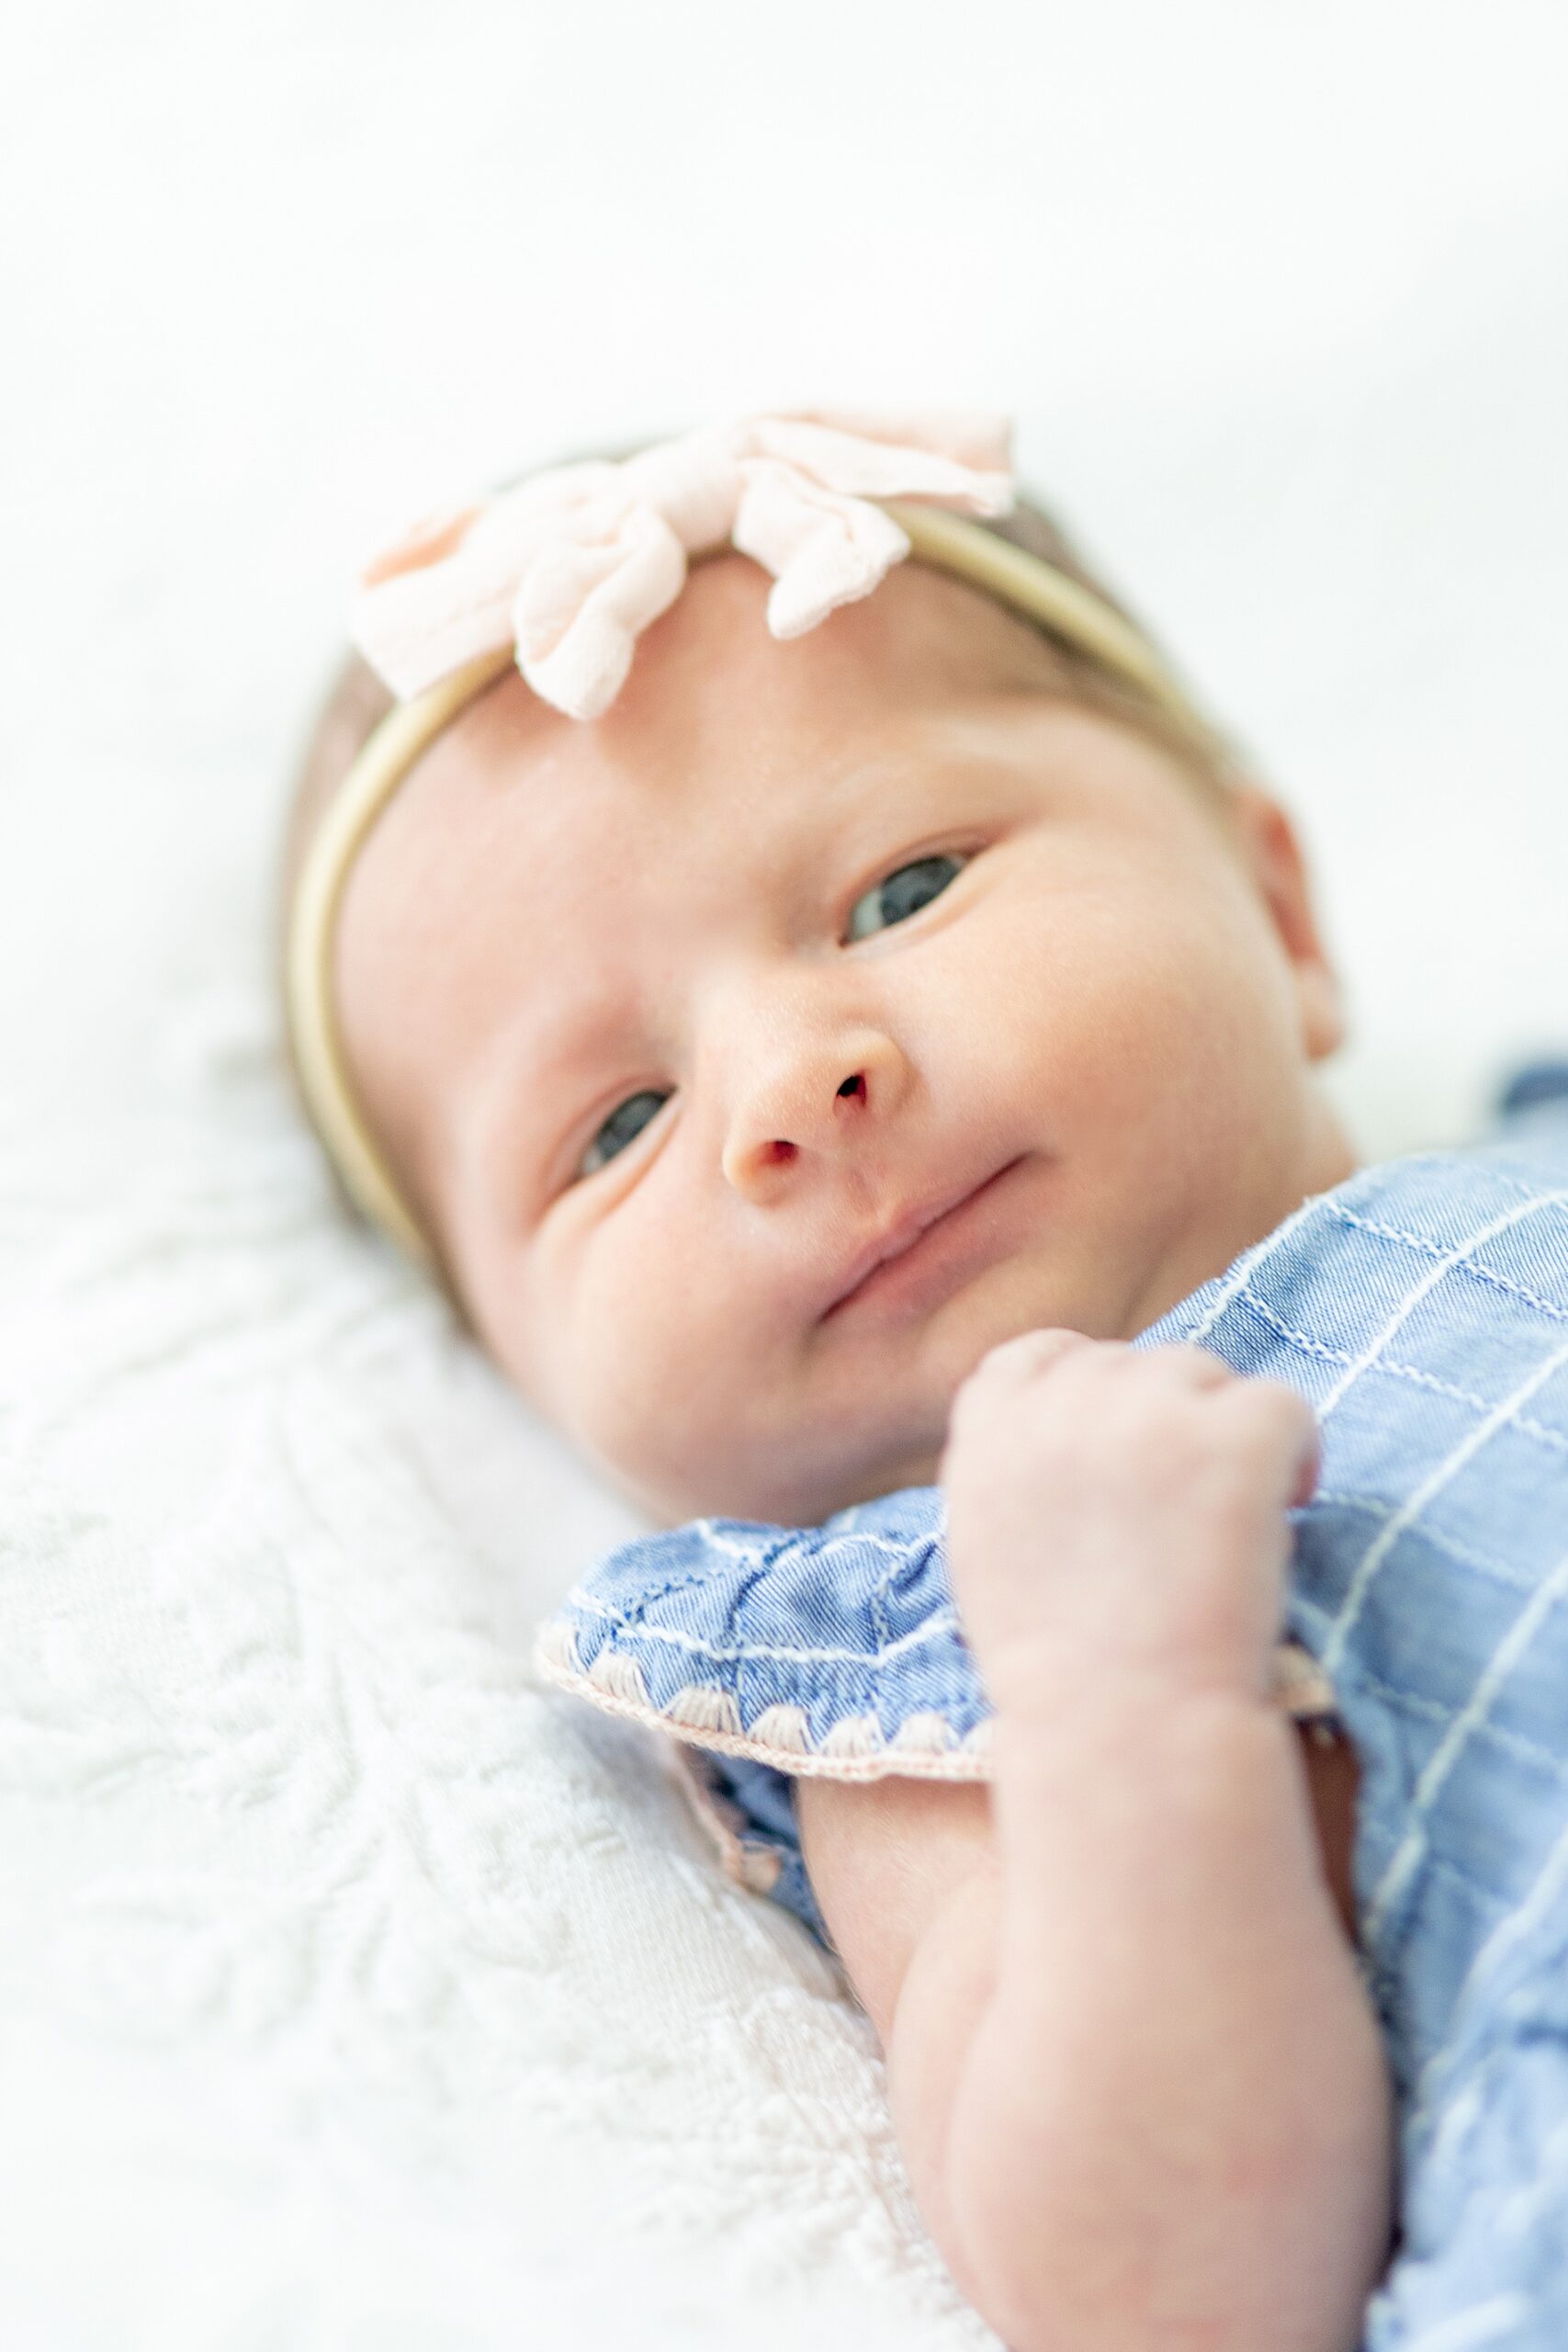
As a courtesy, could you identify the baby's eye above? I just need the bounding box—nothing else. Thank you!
[845,853,966,943]
[577,1089,671,1180]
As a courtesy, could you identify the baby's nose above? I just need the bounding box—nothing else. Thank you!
[721,1033,906,1203]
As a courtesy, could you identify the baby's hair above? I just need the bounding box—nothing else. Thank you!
[276,489,1238,1271]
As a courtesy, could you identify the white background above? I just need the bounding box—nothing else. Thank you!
[2,6,1566,2346]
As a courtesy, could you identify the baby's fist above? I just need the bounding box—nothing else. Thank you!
[941,1329,1319,1717]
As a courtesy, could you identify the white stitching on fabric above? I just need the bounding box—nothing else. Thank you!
[667,1683,745,1736]
[868,1544,900,1658]
[821,1714,886,1758]
[1362,1540,1568,1950]
[1307,1488,1545,1600]
[588,1645,653,1709]
[747,1703,813,1753]
[1404,1801,1568,2163]
[552,1526,945,1633]
[690,1517,779,1563]
[1321,1332,1568,1680]
[533,1641,996,1782]
[893,1711,957,1754]
[820,1530,937,1564]
[1232,1292,1568,1459]
[694,1516,933,1570]
[559,1590,964,1670]
[535,1634,1328,1780]
[1399,1840,1522,1919]
[1333,1663,1568,1783]
[1181,1193,1325,1345]
[1325,1201,1568,1326]
[1229,1296,1352,1367]
[536,1617,583,1675]
[864,1504,947,1653]
[1316,1193,1568,1422]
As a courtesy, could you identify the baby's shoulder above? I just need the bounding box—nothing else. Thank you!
[1145,1111,1568,1414]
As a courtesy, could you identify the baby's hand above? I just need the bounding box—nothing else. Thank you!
[942,1330,1319,1722]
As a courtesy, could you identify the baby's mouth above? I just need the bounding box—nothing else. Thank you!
[819,1157,1030,1324]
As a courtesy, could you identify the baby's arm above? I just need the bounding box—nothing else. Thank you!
[797,1332,1394,2352]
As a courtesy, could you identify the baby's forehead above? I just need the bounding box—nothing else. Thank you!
[377,551,1071,911]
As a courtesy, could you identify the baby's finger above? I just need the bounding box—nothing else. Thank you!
[964,1327,1100,1390]
[1213,1379,1321,1505]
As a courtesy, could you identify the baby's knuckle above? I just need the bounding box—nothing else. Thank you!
[973,1327,1094,1385]
[956,1331,1096,1434]
[1216,1379,1315,1442]
[1145,1341,1239,1389]
[1126,1392,1256,1488]
[1119,1374,1211,1437]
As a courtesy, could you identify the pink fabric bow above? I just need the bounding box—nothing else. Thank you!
[351,410,1015,720]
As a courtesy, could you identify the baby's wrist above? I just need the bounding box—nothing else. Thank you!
[988,1678,1310,1883]
[976,1623,1276,1733]
[977,1646,1310,1866]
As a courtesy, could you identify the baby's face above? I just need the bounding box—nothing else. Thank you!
[335,555,1350,1524]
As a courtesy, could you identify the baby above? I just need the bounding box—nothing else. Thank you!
[279,414,1568,2351]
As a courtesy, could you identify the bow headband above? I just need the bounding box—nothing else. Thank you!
[287,410,1213,1268]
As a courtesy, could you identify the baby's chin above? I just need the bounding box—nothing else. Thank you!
[603,1288,1092,1527]
[622,1459,936,1533]
[607,1403,951,1531]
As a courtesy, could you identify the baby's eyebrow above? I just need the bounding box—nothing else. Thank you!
[459,986,636,1179]
[516,999,612,1082]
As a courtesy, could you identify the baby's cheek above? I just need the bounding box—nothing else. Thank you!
[554,1240,750,1501]
[1066,895,1296,1114]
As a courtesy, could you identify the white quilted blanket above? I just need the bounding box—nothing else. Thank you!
[0,1065,985,2348]
[4,4,1563,2344]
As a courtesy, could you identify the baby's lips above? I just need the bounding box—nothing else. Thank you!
[361,504,483,587]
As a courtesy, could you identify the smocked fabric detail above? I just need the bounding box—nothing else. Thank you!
[536,1610,1333,1781]
[533,1610,998,1781]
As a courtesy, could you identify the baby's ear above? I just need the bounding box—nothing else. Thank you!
[1228,784,1346,1063]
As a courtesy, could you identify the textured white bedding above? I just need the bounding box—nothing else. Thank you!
[0,1070,982,2347]
[3,3,1565,2343]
